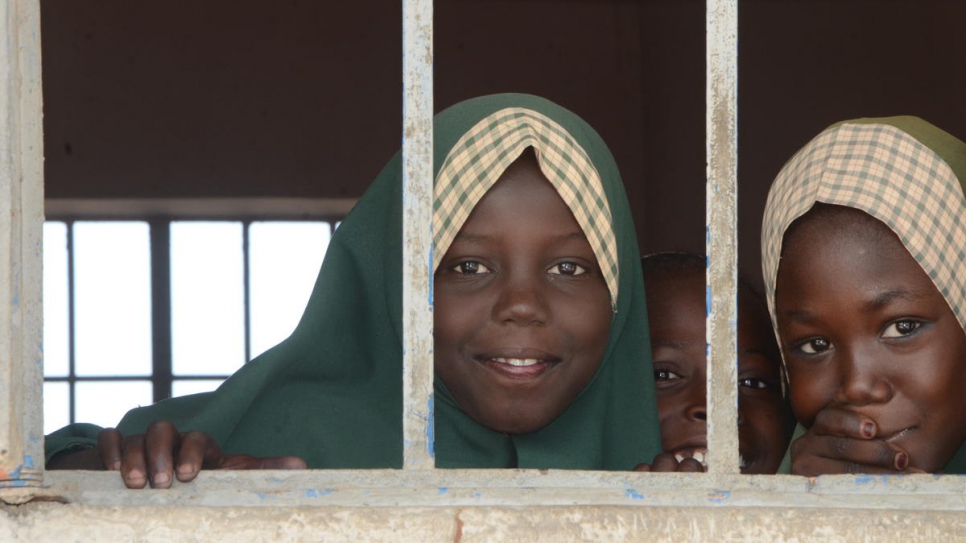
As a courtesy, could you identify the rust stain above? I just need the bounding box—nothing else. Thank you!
[453,509,464,543]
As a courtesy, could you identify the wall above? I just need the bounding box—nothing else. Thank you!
[40,0,966,277]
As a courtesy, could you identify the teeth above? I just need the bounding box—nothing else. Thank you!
[674,451,708,467]
[493,357,540,367]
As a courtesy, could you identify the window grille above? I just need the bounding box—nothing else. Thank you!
[2,2,965,539]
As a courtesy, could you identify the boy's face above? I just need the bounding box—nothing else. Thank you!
[776,211,966,472]
[434,155,612,435]
[647,271,788,474]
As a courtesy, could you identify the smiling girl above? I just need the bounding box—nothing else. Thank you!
[46,94,663,485]
[762,117,966,475]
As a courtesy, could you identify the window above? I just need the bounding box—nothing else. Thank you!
[2,0,964,539]
[41,217,338,433]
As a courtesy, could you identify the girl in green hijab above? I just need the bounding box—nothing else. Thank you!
[47,93,662,487]
[762,116,966,475]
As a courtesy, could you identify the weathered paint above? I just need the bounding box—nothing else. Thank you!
[705,0,740,475]
[0,0,45,501]
[401,0,435,470]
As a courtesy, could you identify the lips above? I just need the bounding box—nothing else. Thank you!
[477,349,560,380]
[880,426,918,443]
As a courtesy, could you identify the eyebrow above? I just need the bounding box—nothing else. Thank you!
[864,288,927,312]
[451,230,587,245]
[779,288,928,323]
[652,340,701,350]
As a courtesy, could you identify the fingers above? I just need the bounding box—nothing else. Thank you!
[636,453,706,473]
[218,454,308,470]
[173,430,222,483]
[790,428,908,476]
[142,419,182,489]
[119,433,149,489]
[98,428,123,470]
[810,409,878,439]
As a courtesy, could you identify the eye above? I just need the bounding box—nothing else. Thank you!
[451,261,492,275]
[797,337,832,355]
[881,319,922,338]
[549,261,588,276]
[654,368,682,381]
[738,377,771,390]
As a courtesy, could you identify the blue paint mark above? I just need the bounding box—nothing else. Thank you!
[23,455,34,469]
[256,492,268,500]
[438,487,448,495]
[305,488,334,498]
[708,490,731,503]
[427,393,435,458]
[854,475,874,485]
[473,492,482,498]
[706,285,712,316]
[625,489,645,500]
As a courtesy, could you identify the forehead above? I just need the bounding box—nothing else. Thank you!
[777,207,940,306]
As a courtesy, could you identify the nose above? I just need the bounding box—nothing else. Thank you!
[835,345,894,406]
[684,386,707,422]
[491,277,551,326]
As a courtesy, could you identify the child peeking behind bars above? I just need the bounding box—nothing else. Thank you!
[45,93,665,487]
[763,117,966,475]
[633,252,792,474]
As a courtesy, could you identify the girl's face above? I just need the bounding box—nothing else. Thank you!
[434,154,612,435]
[647,271,788,474]
[776,208,966,472]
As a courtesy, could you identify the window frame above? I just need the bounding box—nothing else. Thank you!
[41,201,350,429]
[3,0,966,522]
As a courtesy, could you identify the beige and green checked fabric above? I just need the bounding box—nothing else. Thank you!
[762,121,966,336]
[433,107,619,309]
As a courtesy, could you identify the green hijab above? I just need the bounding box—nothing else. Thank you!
[762,116,966,474]
[47,93,661,470]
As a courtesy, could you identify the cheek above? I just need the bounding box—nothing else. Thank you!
[741,398,790,444]
[787,370,832,426]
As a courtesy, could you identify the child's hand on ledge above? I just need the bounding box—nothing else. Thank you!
[633,451,706,473]
[97,420,306,489]
[790,408,924,476]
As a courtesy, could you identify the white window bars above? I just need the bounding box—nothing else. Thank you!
[1,0,965,521]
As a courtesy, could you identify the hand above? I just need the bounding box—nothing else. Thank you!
[790,408,924,476]
[98,420,307,489]
[633,452,706,473]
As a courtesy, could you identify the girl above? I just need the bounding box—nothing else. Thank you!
[46,94,663,486]
[762,116,966,475]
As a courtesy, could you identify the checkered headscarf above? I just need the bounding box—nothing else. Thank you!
[433,107,618,310]
[762,117,966,339]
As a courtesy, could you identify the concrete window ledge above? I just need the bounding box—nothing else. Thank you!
[2,471,966,542]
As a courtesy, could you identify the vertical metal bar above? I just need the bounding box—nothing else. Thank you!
[67,222,77,423]
[149,220,173,402]
[705,0,740,475]
[242,221,252,364]
[0,0,45,497]
[401,0,434,469]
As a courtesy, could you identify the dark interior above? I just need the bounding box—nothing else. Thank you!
[41,0,966,282]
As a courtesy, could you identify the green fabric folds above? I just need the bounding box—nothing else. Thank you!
[46,93,661,470]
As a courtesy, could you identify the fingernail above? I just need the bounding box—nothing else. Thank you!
[127,469,145,483]
[152,472,170,486]
[177,464,195,478]
[861,422,875,438]
[895,452,909,470]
